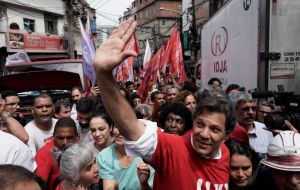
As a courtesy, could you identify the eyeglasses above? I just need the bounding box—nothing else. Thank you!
[240,106,257,112]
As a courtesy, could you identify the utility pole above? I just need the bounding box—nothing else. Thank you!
[66,0,75,59]
[191,0,198,61]
[209,0,216,17]
[152,22,157,52]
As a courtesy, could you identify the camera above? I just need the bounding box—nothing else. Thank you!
[252,91,300,131]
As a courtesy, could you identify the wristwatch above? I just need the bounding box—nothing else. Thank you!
[0,112,12,122]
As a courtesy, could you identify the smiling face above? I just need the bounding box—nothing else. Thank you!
[89,117,112,149]
[192,111,227,158]
[32,97,54,125]
[230,154,253,188]
[113,127,124,146]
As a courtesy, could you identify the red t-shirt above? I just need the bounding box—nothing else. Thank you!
[35,139,60,190]
[55,183,61,190]
[150,130,230,190]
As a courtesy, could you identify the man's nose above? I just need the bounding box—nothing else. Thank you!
[200,126,210,138]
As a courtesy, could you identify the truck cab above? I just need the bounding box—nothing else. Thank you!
[0,59,90,121]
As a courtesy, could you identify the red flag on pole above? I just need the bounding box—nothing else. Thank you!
[116,33,139,82]
[168,27,186,83]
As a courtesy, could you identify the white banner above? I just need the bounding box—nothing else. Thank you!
[201,0,259,90]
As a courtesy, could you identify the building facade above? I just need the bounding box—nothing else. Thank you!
[135,0,182,53]
[0,0,96,71]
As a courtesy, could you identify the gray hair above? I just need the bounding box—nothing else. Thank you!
[53,143,94,184]
[135,104,152,116]
[166,85,179,93]
[229,91,255,111]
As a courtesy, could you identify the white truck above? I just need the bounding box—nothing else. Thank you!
[201,0,300,93]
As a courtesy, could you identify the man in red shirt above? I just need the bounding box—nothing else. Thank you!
[93,18,236,190]
[35,117,79,190]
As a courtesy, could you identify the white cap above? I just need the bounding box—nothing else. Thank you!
[261,130,300,171]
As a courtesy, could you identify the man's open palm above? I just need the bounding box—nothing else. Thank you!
[93,17,138,73]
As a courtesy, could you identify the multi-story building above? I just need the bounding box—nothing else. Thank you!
[0,0,96,70]
[134,0,182,55]
[0,0,66,68]
[96,25,117,48]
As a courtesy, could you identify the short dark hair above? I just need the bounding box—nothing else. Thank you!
[158,102,193,133]
[208,77,222,85]
[130,93,141,105]
[76,97,94,114]
[33,94,53,106]
[0,164,45,190]
[54,117,78,135]
[1,90,18,99]
[182,81,197,93]
[194,96,236,134]
[71,86,83,93]
[150,91,164,102]
[225,84,240,94]
[125,81,134,88]
[54,99,71,114]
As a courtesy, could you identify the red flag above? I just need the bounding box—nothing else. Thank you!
[116,33,139,82]
[149,47,163,83]
[168,27,180,76]
[137,64,152,102]
[168,27,186,84]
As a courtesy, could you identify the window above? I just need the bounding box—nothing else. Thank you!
[23,18,35,32]
[140,0,142,4]
[162,20,165,25]
[44,14,58,34]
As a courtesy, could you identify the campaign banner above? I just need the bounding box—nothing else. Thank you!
[6,30,68,53]
[201,0,259,90]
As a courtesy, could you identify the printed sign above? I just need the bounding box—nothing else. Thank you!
[270,63,295,79]
[201,0,259,89]
[6,30,68,53]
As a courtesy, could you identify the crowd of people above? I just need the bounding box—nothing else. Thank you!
[0,17,300,190]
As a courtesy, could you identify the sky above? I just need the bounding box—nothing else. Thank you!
[87,0,134,26]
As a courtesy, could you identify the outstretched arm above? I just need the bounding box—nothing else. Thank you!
[93,18,145,141]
